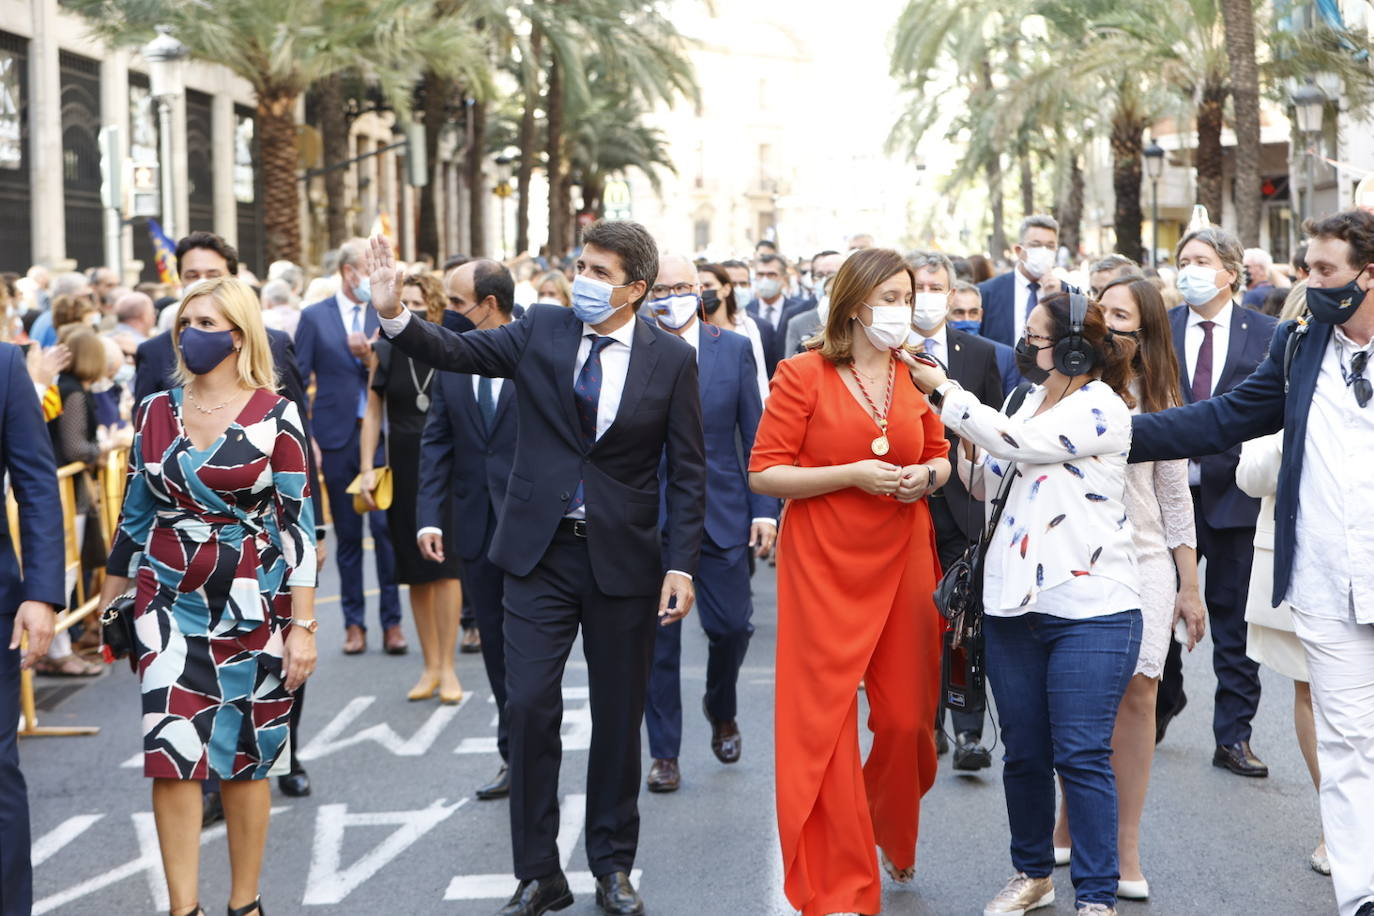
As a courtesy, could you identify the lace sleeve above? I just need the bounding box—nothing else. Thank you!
[1153,458,1196,550]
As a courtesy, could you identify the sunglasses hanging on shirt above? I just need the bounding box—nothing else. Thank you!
[1340,348,1372,409]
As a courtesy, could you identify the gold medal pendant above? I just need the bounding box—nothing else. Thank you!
[871,435,890,456]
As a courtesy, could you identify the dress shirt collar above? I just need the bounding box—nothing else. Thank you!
[908,324,948,356]
[1015,265,1038,292]
[1188,300,1233,329]
[679,317,701,352]
[582,314,638,349]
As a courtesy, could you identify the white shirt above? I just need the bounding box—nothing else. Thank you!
[472,375,504,400]
[336,289,367,333]
[1183,302,1234,485]
[1287,327,1374,624]
[756,295,786,329]
[908,325,949,365]
[733,314,771,403]
[1012,267,1039,344]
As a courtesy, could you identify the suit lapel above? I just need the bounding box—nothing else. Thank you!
[1172,308,1192,403]
[455,373,485,439]
[599,318,659,446]
[492,375,515,427]
[945,329,967,380]
[696,322,720,395]
[1216,307,1253,391]
[553,320,583,437]
[1287,320,1332,451]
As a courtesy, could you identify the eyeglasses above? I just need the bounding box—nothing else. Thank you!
[650,282,695,298]
[1024,331,1054,345]
[1343,349,1371,408]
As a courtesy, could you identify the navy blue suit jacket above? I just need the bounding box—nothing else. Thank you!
[1133,318,1325,606]
[385,304,707,596]
[1168,304,1277,530]
[417,368,518,562]
[749,297,808,375]
[1,344,65,614]
[294,295,381,451]
[977,271,1082,349]
[661,323,779,549]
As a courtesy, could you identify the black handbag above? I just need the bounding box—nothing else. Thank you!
[99,591,139,672]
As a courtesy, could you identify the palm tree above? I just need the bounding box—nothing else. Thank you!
[69,0,490,263]
[566,71,676,219]
[1220,0,1262,245]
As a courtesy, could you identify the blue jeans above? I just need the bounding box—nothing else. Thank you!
[985,610,1142,907]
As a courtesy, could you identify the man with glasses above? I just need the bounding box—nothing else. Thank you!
[977,214,1074,349]
[1131,208,1374,916]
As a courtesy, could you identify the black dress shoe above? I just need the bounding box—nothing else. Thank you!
[1354,901,1373,916]
[277,768,311,798]
[1213,741,1269,777]
[935,728,949,756]
[1155,689,1187,745]
[646,757,680,793]
[702,696,741,763]
[496,873,572,915]
[951,732,992,771]
[595,872,645,915]
[201,790,224,828]
[477,763,510,800]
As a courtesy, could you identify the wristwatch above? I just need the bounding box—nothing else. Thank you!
[290,618,319,634]
[929,380,959,409]
[926,465,937,491]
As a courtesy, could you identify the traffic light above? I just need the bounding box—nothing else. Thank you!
[127,160,161,218]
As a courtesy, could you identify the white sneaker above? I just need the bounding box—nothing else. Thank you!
[1077,905,1117,915]
[984,872,1055,916]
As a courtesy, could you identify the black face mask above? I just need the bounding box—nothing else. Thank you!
[1015,337,1051,384]
[441,309,475,334]
[701,289,722,315]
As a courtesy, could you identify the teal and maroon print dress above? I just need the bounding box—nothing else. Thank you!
[107,387,317,780]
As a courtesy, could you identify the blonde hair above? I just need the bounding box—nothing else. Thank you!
[535,270,572,307]
[173,277,277,390]
[1280,280,1309,323]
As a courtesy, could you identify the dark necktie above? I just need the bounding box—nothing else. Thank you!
[1191,320,1216,402]
[1025,281,1039,319]
[351,304,367,418]
[569,335,614,512]
[477,376,495,433]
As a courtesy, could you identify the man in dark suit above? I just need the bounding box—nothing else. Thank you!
[640,255,780,794]
[746,253,808,375]
[416,258,519,802]
[370,220,706,916]
[295,238,405,656]
[1132,209,1374,916]
[782,250,844,357]
[1153,227,1276,778]
[133,231,319,800]
[0,342,63,916]
[977,214,1069,349]
[905,251,1004,769]
[949,281,1019,396]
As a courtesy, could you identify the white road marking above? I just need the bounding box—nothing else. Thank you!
[30,815,103,867]
[455,686,590,755]
[299,693,469,760]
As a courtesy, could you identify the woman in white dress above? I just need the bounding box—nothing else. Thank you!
[699,263,770,403]
[1052,276,1207,899]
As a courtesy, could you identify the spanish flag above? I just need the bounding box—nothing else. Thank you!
[148,218,180,286]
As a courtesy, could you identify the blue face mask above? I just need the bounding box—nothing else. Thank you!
[179,327,237,375]
[1306,271,1370,325]
[113,362,135,388]
[441,308,474,334]
[950,319,981,335]
[572,274,630,325]
[354,275,372,304]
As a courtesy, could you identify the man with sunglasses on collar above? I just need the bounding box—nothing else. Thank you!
[1130,208,1374,916]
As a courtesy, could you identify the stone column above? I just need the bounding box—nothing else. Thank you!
[99,48,132,281]
[28,0,64,266]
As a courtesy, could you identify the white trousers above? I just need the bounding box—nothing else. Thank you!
[1293,608,1374,916]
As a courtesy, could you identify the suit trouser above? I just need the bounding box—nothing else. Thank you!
[645,538,754,760]
[1292,609,1374,916]
[0,615,32,916]
[464,514,509,761]
[503,526,656,880]
[319,425,401,631]
[929,495,987,739]
[1164,495,1260,746]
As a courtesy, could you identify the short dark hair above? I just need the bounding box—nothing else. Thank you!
[811,250,841,267]
[1292,244,1308,272]
[753,252,788,272]
[755,239,777,252]
[472,259,515,316]
[581,220,658,306]
[442,254,471,272]
[176,231,239,276]
[1304,210,1374,270]
[721,259,748,271]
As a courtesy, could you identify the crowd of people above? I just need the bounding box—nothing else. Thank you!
[1,203,1372,916]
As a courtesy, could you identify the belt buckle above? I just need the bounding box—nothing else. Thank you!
[570,519,588,538]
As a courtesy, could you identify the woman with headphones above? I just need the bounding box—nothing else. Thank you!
[905,292,1142,916]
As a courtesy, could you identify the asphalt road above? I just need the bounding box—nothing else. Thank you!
[23,538,1336,915]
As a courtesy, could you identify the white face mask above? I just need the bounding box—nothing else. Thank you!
[857,303,911,351]
[649,293,700,330]
[755,276,783,301]
[912,292,949,332]
[1021,245,1056,279]
[815,294,831,325]
[1176,264,1224,307]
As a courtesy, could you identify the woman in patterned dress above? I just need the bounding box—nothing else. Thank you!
[100,277,318,916]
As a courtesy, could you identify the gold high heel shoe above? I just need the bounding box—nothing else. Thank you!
[439,680,464,705]
[407,675,439,702]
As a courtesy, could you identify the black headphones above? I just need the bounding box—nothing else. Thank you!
[1053,292,1097,377]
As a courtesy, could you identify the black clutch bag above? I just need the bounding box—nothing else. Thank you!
[100,591,139,672]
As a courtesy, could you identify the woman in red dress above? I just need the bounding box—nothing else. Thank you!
[750,248,950,916]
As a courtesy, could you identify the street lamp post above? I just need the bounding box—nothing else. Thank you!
[1143,140,1165,269]
[1291,80,1326,225]
[142,26,188,242]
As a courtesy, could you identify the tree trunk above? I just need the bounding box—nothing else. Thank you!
[582,174,605,220]
[1019,140,1035,217]
[515,28,542,256]
[317,74,349,249]
[546,55,567,260]
[1221,0,1262,245]
[1055,154,1084,259]
[259,89,301,265]
[1110,105,1146,264]
[1195,80,1227,227]
[466,98,487,257]
[418,72,452,261]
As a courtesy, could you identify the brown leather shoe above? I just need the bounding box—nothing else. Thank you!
[703,697,741,764]
[460,626,482,654]
[646,758,680,793]
[382,624,409,655]
[1213,741,1269,777]
[342,625,366,655]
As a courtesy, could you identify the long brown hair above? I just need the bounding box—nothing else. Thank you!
[1099,276,1181,414]
[811,248,915,363]
[1040,291,1137,409]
